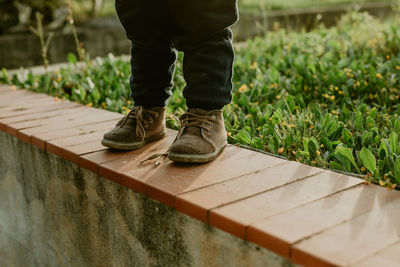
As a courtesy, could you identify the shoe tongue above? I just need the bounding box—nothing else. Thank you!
[184,125,201,136]
[187,108,209,116]
[183,109,208,136]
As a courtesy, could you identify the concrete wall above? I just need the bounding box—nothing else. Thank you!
[0,131,298,267]
[0,25,130,69]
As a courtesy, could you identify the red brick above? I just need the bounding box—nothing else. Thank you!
[176,161,321,223]
[46,141,63,158]
[9,106,111,131]
[4,105,86,136]
[99,162,122,184]
[209,171,362,239]
[46,123,175,169]
[79,132,176,173]
[45,129,107,163]
[0,90,48,106]
[353,242,400,267]
[100,146,286,208]
[31,119,118,149]
[49,141,106,164]
[247,184,400,258]
[0,101,79,124]
[291,198,400,266]
[17,109,121,142]
[0,95,61,116]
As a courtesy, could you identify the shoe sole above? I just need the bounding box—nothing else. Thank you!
[101,131,166,150]
[167,143,227,163]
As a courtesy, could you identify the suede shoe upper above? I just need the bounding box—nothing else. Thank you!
[169,109,227,156]
[103,106,166,143]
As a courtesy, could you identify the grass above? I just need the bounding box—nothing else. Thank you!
[1,12,400,189]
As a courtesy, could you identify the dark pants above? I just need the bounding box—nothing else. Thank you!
[115,0,238,110]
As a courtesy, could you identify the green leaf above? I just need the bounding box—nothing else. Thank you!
[285,95,296,114]
[360,147,376,173]
[342,128,353,144]
[394,117,400,133]
[336,145,360,173]
[303,137,310,153]
[361,131,374,146]
[389,132,399,154]
[384,155,395,172]
[308,140,318,160]
[236,130,251,145]
[272,108,283,125]
[378,159,385,174]
[269,67,279,83]
[326,120,339,138]
[284,134,293,149]
[261,107,273,123]
[1,68,9,83]
[379,141,388,159]
[366,116,375,129]
[92,89,101,102]
[79,86,87,102]
[308,61,317,74]
[394,157,400,184]
[384,139,393,156]
[330,160,345,171]
[334,152,351,172]
[355,111,363,131]
[67,53,77,64]
[369,107,377,119]
[321,137,333,152]
[268,137,277,153]
[251,137,265,150]
[238,94,250,108]
[338,58,349,68]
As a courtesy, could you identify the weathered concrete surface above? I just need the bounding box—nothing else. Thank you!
[0,131,298,267]
[0,25,130,69]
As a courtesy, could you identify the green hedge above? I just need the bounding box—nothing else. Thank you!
[2,12,400,188]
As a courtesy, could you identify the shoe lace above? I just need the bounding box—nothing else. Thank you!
[180,111,215,133]
[117,106,159,141]
[140,111,216,166]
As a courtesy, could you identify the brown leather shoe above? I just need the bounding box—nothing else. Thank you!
[101,106,166,150]
[167,109,228,163]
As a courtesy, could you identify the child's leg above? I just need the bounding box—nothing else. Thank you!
[115,0,177,108]
[102,1,175,151]
[165,1,238,163]
[169,0,239,110]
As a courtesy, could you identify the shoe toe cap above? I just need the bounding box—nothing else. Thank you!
[170,136,214,155]
[103,130,118,140]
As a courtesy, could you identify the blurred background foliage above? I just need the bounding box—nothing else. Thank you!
[0,0,393,34]
[0,0,114,34]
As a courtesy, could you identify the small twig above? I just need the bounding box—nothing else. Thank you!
[67,0,86,62]
[29,12,53,72]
